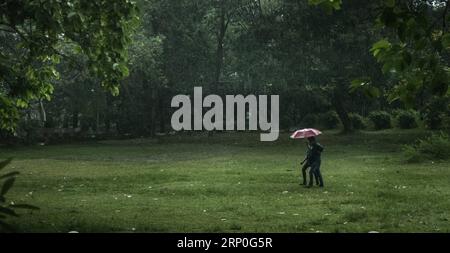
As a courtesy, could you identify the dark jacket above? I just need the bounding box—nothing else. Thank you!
[302,148,312,165]
[307,142,324,163]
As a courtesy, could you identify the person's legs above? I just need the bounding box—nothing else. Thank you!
[308,161,323,187]
[312,161,324,187]
[315,171,320,185]
[308,167,315,187]
[301,163,309,185]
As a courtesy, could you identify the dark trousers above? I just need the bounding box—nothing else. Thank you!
[309,160,323,187]
[302,163,319,185]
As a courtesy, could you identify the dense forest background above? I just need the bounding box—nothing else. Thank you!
[1,0,449,144]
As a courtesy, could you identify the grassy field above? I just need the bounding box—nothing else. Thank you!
[1,129,450,233]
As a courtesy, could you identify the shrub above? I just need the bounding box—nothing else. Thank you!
[443,116,450,130]
[403,132,450,163]
[300,114,319,128]
[349,113,366,130]
[368,111,392,130]
[396,110,418,129]
[422,96,450,130]
[320,111,340,129]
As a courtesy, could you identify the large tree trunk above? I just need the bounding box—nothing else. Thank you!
[72,110,79,129]
[159,89,166,133]
[38,99,47,128]
[149,87,157,137]
[331,83,353,133]
[63,111,69,128]
[213,2,227,93]
[210,2,229,137]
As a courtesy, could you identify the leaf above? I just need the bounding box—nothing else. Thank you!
[68,12,77,19]
[349,78,379,98]
[16,99,28,108]
[415,38,428,51]
[350,78,370,92]
[431,70,449,96]
[402,51,412,65]
[366,86,381,98]
[442,33,450,50]
[0,206,18,217]
[10,204,40,210]
[0,158,13,171]
[384,0,395,8]
[308,0,342,13]
[351,78,369,87]
[1,177,15,195]
[0,171,20,180]
[382,62,393,74]
[387,91,400,103]
[110,86,120,96]
[118,64,129,77]
[372,49,381,58]
[371,39,391,51]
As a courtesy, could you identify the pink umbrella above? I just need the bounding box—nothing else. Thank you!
[290,128,322,139]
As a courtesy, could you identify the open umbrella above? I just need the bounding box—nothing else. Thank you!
[290,128,322,139]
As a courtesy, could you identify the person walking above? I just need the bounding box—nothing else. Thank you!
[305,136,324,188]
[300,144,319,186]
[290,128,325,188]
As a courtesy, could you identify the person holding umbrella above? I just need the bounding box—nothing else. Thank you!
[290,128,325,188]
[306,136,324,187]
[300,143,319,186]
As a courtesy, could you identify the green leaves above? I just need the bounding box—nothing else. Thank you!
[370,39,402,75]
[0,95,20,132]
[1,178,15,196]
[350,78,380,99]
[384,0,395,8]
[128,32,167,88]
[431,69,449,96]
[350,78,370,89]
[0,158,40,231]
[371,39,391,50]
[371,39,391,58]
[0,0,139,131]
[370,2,450,107]
[308,0,342,14]
[113,62,129,77]
[442,33,450,50]
[370,30,449,106]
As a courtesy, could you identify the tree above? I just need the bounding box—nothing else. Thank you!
[253,0,381,132]
[117,31,167,136]
[312,0,450,108]
[369,0,450,106]
[0,0,138,131]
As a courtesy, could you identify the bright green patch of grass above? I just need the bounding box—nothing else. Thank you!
[1,129,450,232]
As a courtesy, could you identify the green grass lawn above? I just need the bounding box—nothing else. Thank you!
[1,129,450,232]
